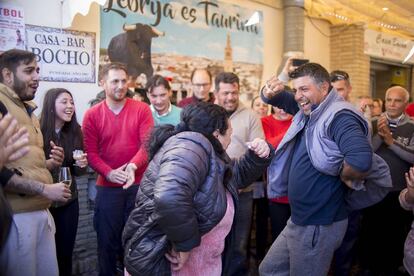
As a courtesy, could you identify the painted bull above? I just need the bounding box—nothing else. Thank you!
[107,23,164,78]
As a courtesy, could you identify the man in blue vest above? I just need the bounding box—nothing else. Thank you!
[259,63,374,275]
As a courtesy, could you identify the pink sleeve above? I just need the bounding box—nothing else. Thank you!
[82,110,113,178]
[130,104,154,169]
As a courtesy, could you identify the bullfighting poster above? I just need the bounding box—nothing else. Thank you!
[100,0,263,101]
[0,3,26,52]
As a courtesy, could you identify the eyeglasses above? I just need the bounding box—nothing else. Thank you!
[330,71,349,82]
[193,83,211,88]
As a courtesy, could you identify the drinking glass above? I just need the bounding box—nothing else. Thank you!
[73,150,84,167]
[59,167,72,187]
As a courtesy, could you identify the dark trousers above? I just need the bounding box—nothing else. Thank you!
[50,199,79,276]
[333,210,361,276]
[253,198,269,261]
[359,191,413,274]
[229,191,253,276]
[94,185,139,276]
[268,201,291,242]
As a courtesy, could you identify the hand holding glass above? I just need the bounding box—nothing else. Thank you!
[73,150,87,168]
[59,167,72,187]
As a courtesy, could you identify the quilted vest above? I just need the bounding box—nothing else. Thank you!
[0,83,52,213]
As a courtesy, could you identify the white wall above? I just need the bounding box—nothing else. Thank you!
[304,17,331,71]
[7,0,330,121]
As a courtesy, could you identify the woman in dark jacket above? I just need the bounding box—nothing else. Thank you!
[40,88,88,276]
[123,102,273,276]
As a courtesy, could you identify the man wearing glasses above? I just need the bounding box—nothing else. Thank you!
[214,71,265,275]
[178,68,215,107]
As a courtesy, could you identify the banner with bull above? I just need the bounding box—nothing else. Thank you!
[100,0,263,102]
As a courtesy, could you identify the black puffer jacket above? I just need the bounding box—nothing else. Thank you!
[123,131,273,276]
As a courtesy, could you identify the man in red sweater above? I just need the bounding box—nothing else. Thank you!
[82,62,154,276]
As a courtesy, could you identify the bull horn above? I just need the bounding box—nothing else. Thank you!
[151,26,165,37]
[123,23,137,31]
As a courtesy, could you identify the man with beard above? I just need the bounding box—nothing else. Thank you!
[0,49,71,275]
[82,62,153,276]
[259,63,375,275]
[214,72,265,275]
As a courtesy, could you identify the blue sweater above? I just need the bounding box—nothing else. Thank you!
[289,112,371,225]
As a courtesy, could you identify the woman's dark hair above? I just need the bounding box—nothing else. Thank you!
[147,102,229,160]
[40,88,83,164]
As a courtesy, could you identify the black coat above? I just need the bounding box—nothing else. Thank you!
[123,131,273,276]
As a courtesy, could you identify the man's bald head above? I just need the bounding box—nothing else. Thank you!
[385,86,410,119]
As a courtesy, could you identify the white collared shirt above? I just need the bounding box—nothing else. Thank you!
[150,102,172,118]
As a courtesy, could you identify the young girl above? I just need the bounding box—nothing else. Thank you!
[401,166,414,275]
[40,88,88,276]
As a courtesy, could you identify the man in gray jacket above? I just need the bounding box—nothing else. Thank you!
[214,72,264,275]
[359,85,414,275]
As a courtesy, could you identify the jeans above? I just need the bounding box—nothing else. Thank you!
[50,199,79,276]
[268,201,291,242]
[254,197,270,261]
[259,218,348,276]
[228,191,253,275]
[94,185,139,276]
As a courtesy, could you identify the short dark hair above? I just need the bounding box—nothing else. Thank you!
[99,62,128,81]
[330,70,350,84]
[215,72,239,91]
[0,49,36,82]
[289,63,330,86]
[190,68,212,83]
[146,74,171,94]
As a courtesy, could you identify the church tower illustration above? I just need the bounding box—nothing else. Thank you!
[223,33,233,72]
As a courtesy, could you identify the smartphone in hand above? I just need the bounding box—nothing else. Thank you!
[292,59,309,67]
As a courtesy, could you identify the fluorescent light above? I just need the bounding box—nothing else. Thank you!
[403,45,414,64]
[245,11,260,27]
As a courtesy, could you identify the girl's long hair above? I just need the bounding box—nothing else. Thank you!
[147,102,229,160]
[39,88,83,165]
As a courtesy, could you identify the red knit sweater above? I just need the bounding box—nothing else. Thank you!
[82,98,154,187]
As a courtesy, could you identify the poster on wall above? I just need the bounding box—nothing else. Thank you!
[100,0,263,99]
[26,25,96,83]
[0,3,26,52]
